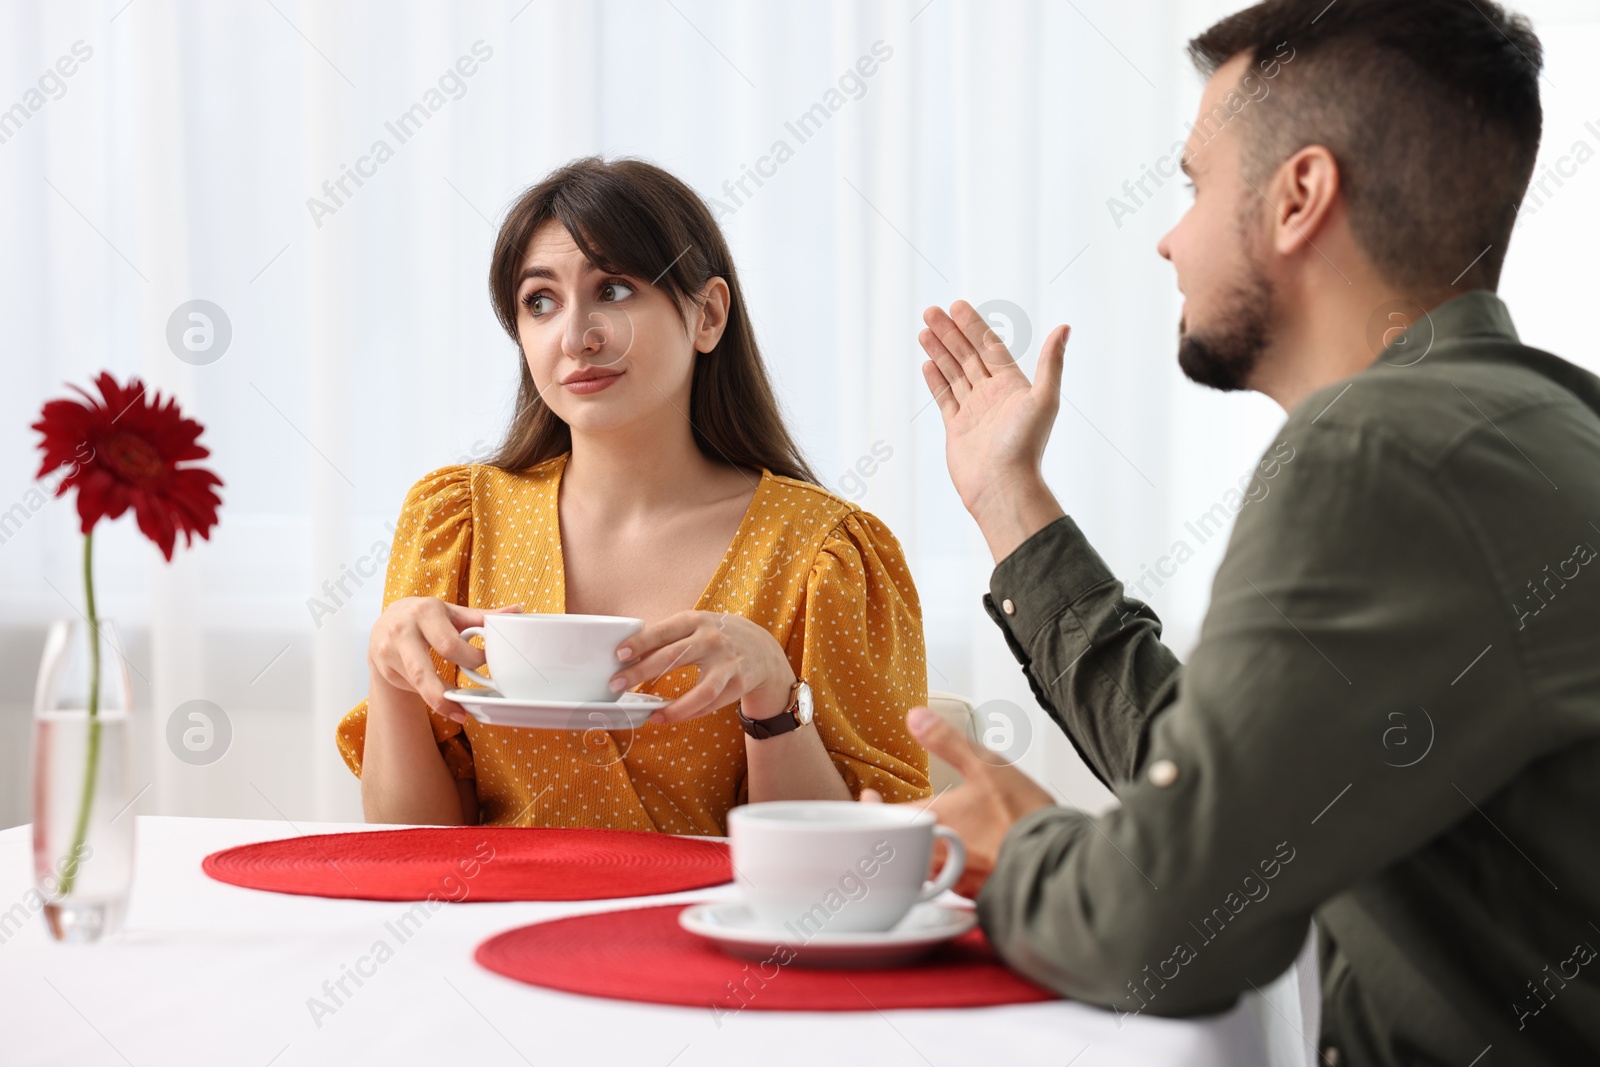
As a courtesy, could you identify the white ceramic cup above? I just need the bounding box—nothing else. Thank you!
[456,613,643,703]
[727,800,967,935]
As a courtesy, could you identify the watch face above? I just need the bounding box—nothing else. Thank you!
[796,682,814,725]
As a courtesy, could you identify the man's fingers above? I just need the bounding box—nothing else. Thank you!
[949,300,1013,372]
[920,780,966,820]
[926,304,990,383]
[951,867,989,901]
[919,322,971,402]
[1035,324,1070,399]
[920,361,960,421]
[907,705,991,779]
[859,788,884,804]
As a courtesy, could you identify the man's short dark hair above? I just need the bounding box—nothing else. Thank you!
[1190,0,1543,293]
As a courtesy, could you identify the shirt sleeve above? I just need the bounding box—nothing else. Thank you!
[981,514,1182,786]
[788,510,932,801]
[975,424,1545,1015]
[335,465,477,782]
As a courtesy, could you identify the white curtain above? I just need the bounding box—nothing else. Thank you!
[2,0,1597,829]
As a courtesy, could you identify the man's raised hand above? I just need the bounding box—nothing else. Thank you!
[919,300,1070,562]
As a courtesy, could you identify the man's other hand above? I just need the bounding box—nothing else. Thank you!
[888,705,1058,899]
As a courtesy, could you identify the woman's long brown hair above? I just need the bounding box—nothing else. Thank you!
[486,157,817,484]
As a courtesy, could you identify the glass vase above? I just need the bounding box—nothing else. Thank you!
[31,618,137,943]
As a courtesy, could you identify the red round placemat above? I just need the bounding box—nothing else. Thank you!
[474,904,1056,1010]
[202,827,730,902]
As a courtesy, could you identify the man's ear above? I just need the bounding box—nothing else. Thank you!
[694,276,732,354]
[1267,145,1342,258]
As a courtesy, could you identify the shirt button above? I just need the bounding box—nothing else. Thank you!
[1322,1048,1340,1067]
[1147,759,1179,787]
[1002,599,1016,615]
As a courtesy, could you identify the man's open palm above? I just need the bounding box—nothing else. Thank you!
[918,300,1070,520]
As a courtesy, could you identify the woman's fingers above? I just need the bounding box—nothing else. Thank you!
[442,600,522,630]
[368,629,417,693]
[401,644,467,723]
[651,671,738,725]
[369,599,491,725]
[617,610,702,663]
[611,636,698,692]
[419,608,486,671]
[612,610,788,724]
[443,601,487,629]
[372,657,408,695]
[396,636,450,711]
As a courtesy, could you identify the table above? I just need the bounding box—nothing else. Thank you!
[0,817,1285,1066]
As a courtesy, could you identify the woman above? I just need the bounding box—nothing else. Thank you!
[336,157,930,833]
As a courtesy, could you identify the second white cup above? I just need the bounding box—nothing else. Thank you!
[727,800,967,935]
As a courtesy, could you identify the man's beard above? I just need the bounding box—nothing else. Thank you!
[1177,258,1274,393]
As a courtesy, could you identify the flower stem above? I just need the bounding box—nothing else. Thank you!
[57,531,102,897]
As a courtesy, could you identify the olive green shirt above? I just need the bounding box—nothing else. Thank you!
[977,291,1600,1066]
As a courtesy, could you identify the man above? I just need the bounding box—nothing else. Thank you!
[905,1,1600,1064]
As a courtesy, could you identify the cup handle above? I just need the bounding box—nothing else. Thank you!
[454,626,495,691]
[918,825,967,902]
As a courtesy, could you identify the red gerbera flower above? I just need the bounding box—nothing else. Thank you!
[31,372,223,560]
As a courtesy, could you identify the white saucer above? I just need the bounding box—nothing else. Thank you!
[678,901,977,969]
[444,688,665,730]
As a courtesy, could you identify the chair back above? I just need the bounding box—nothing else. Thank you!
[923,691,980,793]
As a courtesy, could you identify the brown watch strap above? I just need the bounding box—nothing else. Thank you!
[737,682,803,739]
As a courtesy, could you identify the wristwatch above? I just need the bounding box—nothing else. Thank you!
[737,679,813,739]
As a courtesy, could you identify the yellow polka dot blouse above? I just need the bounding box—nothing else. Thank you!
[336,454,931,834]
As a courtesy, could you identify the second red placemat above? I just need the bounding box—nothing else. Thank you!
[474,904,1057,1011]
[202,827,731,902]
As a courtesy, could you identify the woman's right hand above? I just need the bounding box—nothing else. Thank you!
[367,598,522,723]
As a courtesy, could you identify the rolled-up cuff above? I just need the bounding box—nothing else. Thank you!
[986,516,1120,656]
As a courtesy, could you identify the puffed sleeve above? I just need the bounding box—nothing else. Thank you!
[335,465,476,781]
[790,511,931,801]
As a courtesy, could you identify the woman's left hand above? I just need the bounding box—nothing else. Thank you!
[611,610,796,725]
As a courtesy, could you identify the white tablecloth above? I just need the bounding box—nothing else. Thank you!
[0,816,1285,1066]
